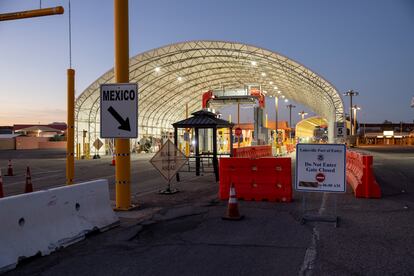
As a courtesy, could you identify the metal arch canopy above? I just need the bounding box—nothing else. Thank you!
[75,40,344,142]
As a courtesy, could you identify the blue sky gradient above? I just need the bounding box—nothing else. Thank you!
[1,0,413,125]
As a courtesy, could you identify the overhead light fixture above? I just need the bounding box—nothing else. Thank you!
[277,91,281,94]
[154,67,160,72]
[273,86,278,90]
[269,81,273,85]
[261,72,266,77]
[281,95,285,98]
[251,61,257,66]
[263,90,267,94]
[177,76,183,81]
[284,99,288,102]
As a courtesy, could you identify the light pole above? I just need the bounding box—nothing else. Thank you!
[286,104,296,142]
[298,110,308,121]
[352,105,361,135]
[275,96,279,148]
[343,90,359,135]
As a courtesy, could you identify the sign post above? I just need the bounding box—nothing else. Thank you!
[295,143,346,227]
[111,0,134,210]
[150,140,188,194]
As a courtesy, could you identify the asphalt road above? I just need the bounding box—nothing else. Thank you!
[0,149,169,200]
[1,146,413,275]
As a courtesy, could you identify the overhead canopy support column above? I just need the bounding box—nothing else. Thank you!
[195,128,200,176]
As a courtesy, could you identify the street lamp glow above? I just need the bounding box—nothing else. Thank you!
[352,104,361,135]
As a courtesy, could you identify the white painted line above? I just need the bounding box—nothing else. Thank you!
[4,173,63,187]
[299,193,327,275]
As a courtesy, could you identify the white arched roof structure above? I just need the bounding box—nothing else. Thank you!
[75,40,344,146]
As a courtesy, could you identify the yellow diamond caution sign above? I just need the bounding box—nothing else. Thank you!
[150,140,187,181]
[93,138,103,150]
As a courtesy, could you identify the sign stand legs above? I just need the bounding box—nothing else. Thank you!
[301,193,339,228]
[159,179,179,194]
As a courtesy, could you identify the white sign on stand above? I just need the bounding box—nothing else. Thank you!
[295,143,346,193]
[100,83,138,138]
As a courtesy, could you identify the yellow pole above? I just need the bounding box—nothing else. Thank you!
[66,69,75,185]
[76,143,81,160]
[114,0,131,210]
[0,6,64,21]
[265,113,268,128]
[228,114,232,123]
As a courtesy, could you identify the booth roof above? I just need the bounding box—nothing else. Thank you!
[172,110,234,129]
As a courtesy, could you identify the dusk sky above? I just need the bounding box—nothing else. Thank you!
[0,0,413,125]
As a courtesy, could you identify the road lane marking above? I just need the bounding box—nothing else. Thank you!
[299,193,327,276]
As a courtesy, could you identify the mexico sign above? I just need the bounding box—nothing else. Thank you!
[100,83,138,138]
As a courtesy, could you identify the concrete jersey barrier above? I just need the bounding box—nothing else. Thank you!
[0,179,119,273]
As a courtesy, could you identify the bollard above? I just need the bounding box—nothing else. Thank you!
[6,160,13,176]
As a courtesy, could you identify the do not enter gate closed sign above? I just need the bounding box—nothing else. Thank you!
[295,144,346,193]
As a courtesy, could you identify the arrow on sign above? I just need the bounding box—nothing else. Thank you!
[107,106,131,131]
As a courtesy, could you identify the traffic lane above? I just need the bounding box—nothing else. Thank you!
[1,154,167,198]
[313,193,414,275]
[357,145,414,155]
[0,149,66,160]
[312,146,414,275]
[355,146,414,203]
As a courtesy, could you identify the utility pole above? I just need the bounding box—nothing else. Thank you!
[343,90,359,135]
[352,105,360,135]
[286,104,296,142]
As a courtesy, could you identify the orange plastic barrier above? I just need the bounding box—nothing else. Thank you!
[286,144,295,154]
[219,157,292,202]
[232,145,272,158]
[346,150,381,198]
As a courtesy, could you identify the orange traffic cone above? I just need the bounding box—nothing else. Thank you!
[222,183,244,220]
[111,154,116,166]
[0,169,4,198]
[6,159,13,176]
[24,166,33,193]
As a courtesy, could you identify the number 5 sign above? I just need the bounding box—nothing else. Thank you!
[335,122,345,138]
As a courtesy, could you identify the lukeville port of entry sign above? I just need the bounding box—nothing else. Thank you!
[100,83,138,138]
[295,143,346,193]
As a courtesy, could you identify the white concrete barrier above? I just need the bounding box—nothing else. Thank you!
[0,179,119,273]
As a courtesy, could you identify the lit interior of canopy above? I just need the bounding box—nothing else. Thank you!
[75,41,344,144]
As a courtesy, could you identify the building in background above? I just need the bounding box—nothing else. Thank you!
[0,123,67,150]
